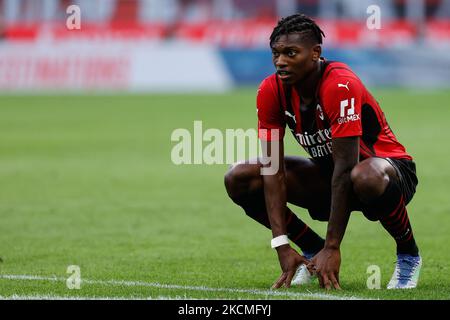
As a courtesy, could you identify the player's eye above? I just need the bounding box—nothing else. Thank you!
[272,51,280,58]
[287,50,296,57]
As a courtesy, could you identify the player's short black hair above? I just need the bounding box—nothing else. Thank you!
[270,14,325,47]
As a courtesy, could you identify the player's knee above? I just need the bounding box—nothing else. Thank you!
[351,164,388,203]
[224,163,250,201]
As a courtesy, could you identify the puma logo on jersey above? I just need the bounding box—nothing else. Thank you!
[338,81,350,91]
[285,110,296,124]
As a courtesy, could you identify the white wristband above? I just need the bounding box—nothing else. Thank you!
[271,235,289,249]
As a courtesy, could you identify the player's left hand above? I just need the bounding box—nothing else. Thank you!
[308,247,341,290]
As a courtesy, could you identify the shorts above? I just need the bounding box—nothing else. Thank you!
[384,157,418,205]
[306,157,418,221]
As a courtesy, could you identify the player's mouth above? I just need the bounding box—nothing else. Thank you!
[277,70,293,81]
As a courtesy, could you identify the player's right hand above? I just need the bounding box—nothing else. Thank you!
[271,245,309,289]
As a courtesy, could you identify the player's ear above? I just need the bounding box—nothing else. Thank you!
[311,44,321,61]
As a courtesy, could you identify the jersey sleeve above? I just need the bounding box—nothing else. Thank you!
[257,77,285,141]
[322,77,363,138]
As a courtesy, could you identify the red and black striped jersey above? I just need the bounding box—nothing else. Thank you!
[257,59,412,162]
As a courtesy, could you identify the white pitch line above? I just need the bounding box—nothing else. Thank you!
[0,294,196,300]
[0,294,138,300]
[0,274,368,300]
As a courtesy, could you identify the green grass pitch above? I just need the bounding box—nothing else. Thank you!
[0,89,449,300]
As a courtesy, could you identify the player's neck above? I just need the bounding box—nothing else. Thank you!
[295,60,322,103]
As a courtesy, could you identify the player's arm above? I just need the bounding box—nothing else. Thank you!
[257,78,289,240]
[256,79,307,288]
[326,136,359,249]
[261,138,308,289]
[261,139,287,238]
[309,77,363,289]
[311,137,358,290]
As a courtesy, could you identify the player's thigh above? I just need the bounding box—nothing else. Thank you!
[353,157,398,181]
[228,156,331,203]
[350,157,400,218]
[350,157,398,199]
[284,156,332,215]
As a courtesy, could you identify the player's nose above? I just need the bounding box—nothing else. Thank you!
[275,55,288,69]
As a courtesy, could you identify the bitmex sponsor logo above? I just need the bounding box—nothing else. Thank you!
[338,114,360,124]
[338,98,360,124]
[170,121,280,175]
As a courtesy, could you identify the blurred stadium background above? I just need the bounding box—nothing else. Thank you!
[0,0,450,92]
[1,1,450,300]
